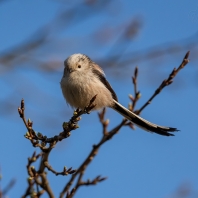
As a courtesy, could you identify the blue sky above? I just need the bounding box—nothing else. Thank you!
[0,0,198,198]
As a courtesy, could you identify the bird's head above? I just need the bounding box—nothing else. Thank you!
[63,54,91,75]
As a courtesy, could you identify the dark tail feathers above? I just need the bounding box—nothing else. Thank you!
[113,100,179,136]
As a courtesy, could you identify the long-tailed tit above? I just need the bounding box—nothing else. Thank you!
[60,53,178,136]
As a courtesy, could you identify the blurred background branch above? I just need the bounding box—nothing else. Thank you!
[0,0,143,121]
[1,0,198,125]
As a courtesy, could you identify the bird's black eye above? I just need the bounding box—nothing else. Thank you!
[78,65,81,68]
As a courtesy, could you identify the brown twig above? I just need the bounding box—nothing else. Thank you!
[135,51,190,115]
[19,96,97,198]
[128,66,141,112]
[80,175,107,186]
[67,175,107,198]
[60,111,127,198]
[19,95,97,147]
[98,108,109,135]
[44,162,76,176]
[22,152,43,198]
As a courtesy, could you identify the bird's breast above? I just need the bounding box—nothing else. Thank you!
[61,73,114,109]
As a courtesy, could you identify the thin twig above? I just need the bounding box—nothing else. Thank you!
[19,96,97,198]
[131,66,140,110]
[136,51,190,114]
[19,95,97,146]
[22,152,42,198]
[60,114,127,198]
[44,162,76,176]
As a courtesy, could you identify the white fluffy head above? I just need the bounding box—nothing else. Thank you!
[63,53,105,76]
[64,54,91,74]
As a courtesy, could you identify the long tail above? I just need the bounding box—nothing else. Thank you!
[112,100,179,136]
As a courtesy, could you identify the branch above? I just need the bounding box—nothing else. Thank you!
[22,151,45,198]
[44,162,76,176]
[128,66,141,112]
[60,111,127,198]
[135,51,190,114]
[19,95,97,146]
[67,175,107,198]
[19,96,97,198]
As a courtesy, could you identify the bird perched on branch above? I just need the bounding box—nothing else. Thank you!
[60,53,178,136]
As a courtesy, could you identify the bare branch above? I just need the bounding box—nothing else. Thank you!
[19,96,97,198]
[60,113,127,198]
[128,66,141,112]
[136,51,190,115]
[44,162,76,176]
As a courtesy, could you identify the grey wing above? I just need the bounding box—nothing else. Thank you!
[92,65,118,101]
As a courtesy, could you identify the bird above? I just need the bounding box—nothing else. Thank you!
[60,53,178,136]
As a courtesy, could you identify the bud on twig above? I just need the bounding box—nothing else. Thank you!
[134,66,138,78]
[137,92,141,99]
[129,94,134,101]
[103,119,109,126]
